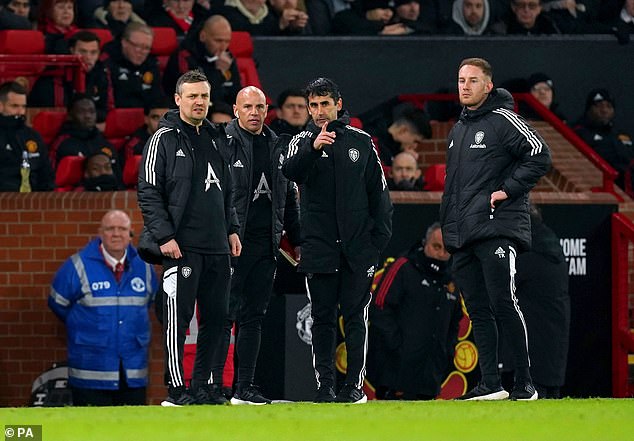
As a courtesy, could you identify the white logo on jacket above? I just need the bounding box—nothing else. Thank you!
[470,131,487,149]
[182,266,192,278]
[495,247,506,259]
[130,277,146,292]
[176,149,185,157]
[205,163,221,191]
[349,148,360,162]
[233,160,244,168]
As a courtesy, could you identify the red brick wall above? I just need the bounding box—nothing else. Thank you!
[0,192,165,406]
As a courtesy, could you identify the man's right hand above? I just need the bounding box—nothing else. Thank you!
[160,239,182,259]
[313,122,336,150]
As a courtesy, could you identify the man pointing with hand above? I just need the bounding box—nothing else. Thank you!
[283,77,393,404]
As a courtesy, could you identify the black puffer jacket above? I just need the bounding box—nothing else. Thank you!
[440,88,552,253]
[283,112,393,273]
[137,109,238,262]
[223,120,301,254]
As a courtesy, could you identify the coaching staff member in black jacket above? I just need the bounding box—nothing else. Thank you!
[211,86,301,405]
[440,58,551,401]
[137,70,241,407]
[283,77,393,404]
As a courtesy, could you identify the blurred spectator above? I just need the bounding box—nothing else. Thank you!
[367,222,461,400]
[29,31,114,123]
[79,150,122,191]
[269,0,312,34]
[445,0,499,35]
[101,22,163,109]
[49,94,120,180]
[0,0,33,29]
[392,0,436,34]
[0,81,54,192]
[541,0,606,34]
[37,0,79,53]
[145,0,208,36]
[520,72,567,122]
[500,204,570,399]
[305,0,335,34]
[387,151,424,191]
[378,106,432,165]
[122,97,170,161]
[163,15,242,106]
[574,88,634,192]
[269,88,309,136]
[209,100,234,123]
[502,0,561,34]
[94,0,147,39]
[77,0,143,26]
[602,0,634,35]
[222,0,301,35]
[332,0,411,35]
[48,210,158,406]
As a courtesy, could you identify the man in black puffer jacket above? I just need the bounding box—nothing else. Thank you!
[137,70,241,407]
[440,57,551,402]
[210,86,301,405]
[283,77,393,404]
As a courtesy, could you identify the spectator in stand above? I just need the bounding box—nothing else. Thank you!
[48,210,158,406]
[445,0,499,35]
[145,0,208,37]
[122,97,171,162]
[332,0,411,35]
[0,0,33,29]
[94,0,147,39]
[79,150,122,191]
[269,0,312,35]
[101,22,163,109]
[387,151,424,191]
[392,0,437,34]
[520,72,567,123]
[304,0,336,35]
[0,81,53,192]
[367,222,461,400]
[601,0,634,35]
[49,94,121,185]
[574,88,634,193]
[269,88,309,136]
[501,0,561,34]
[221,0,302,35]
[209,101,234,123]
[29,31,113,123]
[163,15,242,107]
[376,106,432,166]
[541,0,611,34]
[77,0,143,27]
[37,0,78,53]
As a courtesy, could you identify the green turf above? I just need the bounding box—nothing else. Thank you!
[2,399,633,441]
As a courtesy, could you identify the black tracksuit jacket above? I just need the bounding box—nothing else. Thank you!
[440,88,552,253]
[282,113,393,273]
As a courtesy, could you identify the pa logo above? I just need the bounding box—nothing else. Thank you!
[181,266,192,278]
[348,148,359,162]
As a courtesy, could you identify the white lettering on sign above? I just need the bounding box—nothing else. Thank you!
[560,238,587,276]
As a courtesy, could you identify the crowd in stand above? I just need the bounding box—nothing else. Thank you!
[0,0,633,194]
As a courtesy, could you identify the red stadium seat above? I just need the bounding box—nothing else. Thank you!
[150,27,178,72]
[235,58,262,90]
[31,110,67,146]
[104,108,145,151]
[55,155,84,191]
[123,155,142,189]
[423,163,446,191]
[0,30,45,54]
[229,31,253,58]
[349,117,363,129]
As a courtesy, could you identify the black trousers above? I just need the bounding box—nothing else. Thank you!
[452,238,531,387]
[162,252,230,388]
[211,254,276,386]
[306,258,373,389]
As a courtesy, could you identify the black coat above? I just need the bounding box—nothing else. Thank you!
[440,88,552,253]
[282,113,393,273]
[223,119,301,255]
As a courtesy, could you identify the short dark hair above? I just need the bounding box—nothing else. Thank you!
[67,93,94,112]
[68,30,101,49]
[304,77,341,102]
[425,221,442,243]
[277,88,305,107]
[175,70,210,95]
[393,107,432,139]
[0,81,27,102]
[144,95,172,115]
[459,57,493,79]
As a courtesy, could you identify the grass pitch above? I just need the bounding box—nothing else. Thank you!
[2,399,633,441]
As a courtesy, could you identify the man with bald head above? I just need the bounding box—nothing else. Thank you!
[163,14,242,107]
[49,210,158,406]
[211,86,301,405]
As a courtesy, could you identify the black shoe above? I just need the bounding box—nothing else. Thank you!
[455,382,509,401]
[313,385,336,403]
[230,384,272,405]
[510,381,538,401]
[335,384,367,404]
[190,383,229,405]
[161,386,196,407]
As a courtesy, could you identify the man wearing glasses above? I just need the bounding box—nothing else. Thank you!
[504,0,561,34]
[102,22,165,108]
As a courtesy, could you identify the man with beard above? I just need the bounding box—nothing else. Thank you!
[0,82,54,192]
[387,152,424,191]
